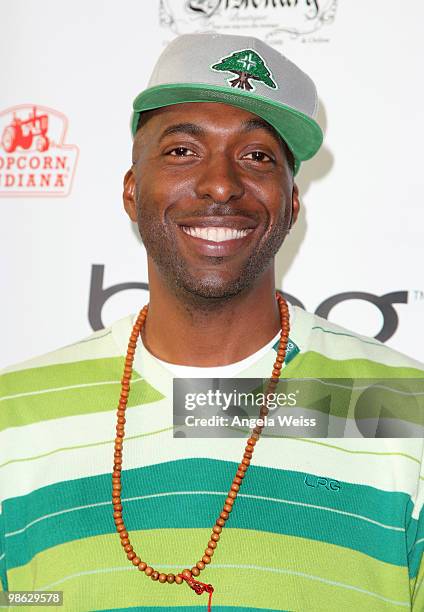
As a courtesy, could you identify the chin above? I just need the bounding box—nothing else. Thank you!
[175,272,247,301]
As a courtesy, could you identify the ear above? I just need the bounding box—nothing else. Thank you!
[290,183,300,228]
[123,168,137,222]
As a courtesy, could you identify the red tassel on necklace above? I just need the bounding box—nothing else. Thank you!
[179,574,214,611]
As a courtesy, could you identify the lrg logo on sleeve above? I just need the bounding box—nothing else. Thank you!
[304,474,341,491]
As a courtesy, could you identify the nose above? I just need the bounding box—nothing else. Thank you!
[194,153,244,204]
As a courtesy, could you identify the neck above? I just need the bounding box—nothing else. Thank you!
[141,263,282,367]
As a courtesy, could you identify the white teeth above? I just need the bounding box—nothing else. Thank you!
[209,228,217,242]
[182,226,252,242]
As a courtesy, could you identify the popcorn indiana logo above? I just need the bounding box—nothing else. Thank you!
[0,105,78,197]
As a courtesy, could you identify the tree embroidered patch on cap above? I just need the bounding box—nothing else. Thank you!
[211,48,277,92]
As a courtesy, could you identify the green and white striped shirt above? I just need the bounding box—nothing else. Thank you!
[1,306,423,611]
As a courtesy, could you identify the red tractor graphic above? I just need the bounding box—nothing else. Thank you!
[1,106,50,153]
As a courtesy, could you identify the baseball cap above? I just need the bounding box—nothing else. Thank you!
[132,32,323,174]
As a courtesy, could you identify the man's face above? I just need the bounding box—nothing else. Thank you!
[124,102,298,300]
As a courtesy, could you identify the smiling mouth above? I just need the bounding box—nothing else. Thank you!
[181,226,254,242]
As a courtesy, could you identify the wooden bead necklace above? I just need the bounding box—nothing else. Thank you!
[112,292,290,611]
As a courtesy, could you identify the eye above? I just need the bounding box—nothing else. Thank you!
[243,151,274,163]
[168,146,196,157]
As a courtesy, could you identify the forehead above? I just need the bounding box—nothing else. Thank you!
[136,102,284,145]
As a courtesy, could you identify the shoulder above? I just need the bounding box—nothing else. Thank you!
[0,315,133,405]
[289,306,424,376]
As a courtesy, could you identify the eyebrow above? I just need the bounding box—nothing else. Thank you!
[157,117,283,147]
[240,118,283,147]
[158,122,205,143]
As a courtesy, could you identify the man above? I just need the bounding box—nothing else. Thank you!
[1,33,423,611]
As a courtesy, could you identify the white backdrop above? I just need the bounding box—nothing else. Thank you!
[1,0,423,368]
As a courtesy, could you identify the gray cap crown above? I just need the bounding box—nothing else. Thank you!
[148,33,318,119]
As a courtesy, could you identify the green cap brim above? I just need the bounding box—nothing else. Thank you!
[132,83,323,175]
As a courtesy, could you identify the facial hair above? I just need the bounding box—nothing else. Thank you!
[137,201,289,302]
